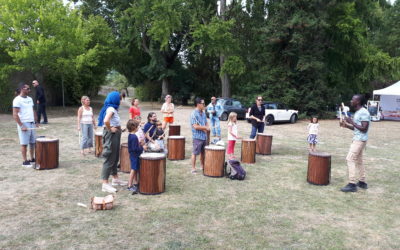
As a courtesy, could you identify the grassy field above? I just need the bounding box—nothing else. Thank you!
[0,98,399,249]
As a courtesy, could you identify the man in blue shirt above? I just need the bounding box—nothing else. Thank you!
[339,94,370,192]
[190,97,210,173]
[143,112,157,143]
[206,97,223,140]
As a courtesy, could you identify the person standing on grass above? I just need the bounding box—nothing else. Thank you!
[307,117,319,152]
[126,119,147,194]
[161,94,174,130]
[98,91,127,193]
[77,96,97,156]
[206,96,223,140]
[129,98,141,119]
[339,94,370,192]
[12,82,39,167]
[190,97,209,174]
[249,96,265,139]
[32,80,48,124]
[227,112,241,160]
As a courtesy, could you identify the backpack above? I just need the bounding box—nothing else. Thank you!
[225,159,246,180]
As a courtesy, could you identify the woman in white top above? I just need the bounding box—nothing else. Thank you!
[77,96,96,155]
[160,94,174,130]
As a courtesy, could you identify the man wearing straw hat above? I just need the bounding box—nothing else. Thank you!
[12,82,39,167]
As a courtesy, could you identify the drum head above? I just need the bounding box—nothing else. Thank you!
[205,145,225,150]
[309,151,330,157]
[242,139,256,142]
[36,137,58,142]
[257,133,271,136]
[170,124,180,127]
[169,136,184,139]
[140,152,166,160]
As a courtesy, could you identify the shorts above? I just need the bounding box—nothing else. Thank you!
[192,139,206,155]
[130,156,140,171]
[227,140,236,154]
[307,134,318,144]
[17,122,36,145]
[164,117,174,123]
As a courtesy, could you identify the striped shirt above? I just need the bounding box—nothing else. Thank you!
[190,109,207,140]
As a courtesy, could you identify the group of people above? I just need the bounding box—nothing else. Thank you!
[12,83,371,193]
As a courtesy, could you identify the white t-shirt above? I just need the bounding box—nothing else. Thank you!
[227,122,238,141]
[161,103,174,118]
[307,123,319,135]
[81,106,93,124]
[104,107,120,127]
[13,95,35,122]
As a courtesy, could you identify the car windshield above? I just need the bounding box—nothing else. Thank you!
[265,103,277,109]
[232,100,241,107]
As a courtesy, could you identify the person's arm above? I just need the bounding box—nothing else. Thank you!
[249,106,261,122]
[161,103,167,114]
[191,114,209,131]
[12,107,28,131]
[169,103,174,115]
[36,86,44,104]
[77,107,83,130]
[343,117,369,132]
[104,110,117,133]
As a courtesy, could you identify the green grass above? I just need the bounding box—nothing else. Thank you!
[0,102,399,249]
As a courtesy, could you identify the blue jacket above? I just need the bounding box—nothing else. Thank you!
[206,102,223,119]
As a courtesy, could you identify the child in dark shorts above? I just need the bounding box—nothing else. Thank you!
[126,119,147,193]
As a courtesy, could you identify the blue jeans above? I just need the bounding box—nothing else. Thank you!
[210,116,221,137]
[250,122,264,139]
[80,123,94,149]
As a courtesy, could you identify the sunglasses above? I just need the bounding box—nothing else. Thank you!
[24,87,31,90]
[257,99,262,101]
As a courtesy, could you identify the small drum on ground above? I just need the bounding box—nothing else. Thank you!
[35,137,59,170]
[204,145,225,177]
[167,136,185,160]
[256,133,273,155]
[140,153,166,195]
[307,152,331,185]
[95,131,103,157]
[119,143,131,173]
[168,124,181,136]
[206,130,210,146]
[241,139,256,164]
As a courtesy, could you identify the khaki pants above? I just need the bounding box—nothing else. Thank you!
[346,140,367,184]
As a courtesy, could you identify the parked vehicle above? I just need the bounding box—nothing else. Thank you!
[206,98,247,121]
[246,102,299,125]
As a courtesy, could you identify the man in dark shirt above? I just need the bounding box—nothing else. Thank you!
[32,80,48,124]
[249,96,265,139]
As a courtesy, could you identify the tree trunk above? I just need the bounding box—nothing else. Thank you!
[162,78,169,99]
[220,55,231,97]
[219,0,230,98]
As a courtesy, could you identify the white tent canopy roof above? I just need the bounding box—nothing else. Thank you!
[373,81,400,96]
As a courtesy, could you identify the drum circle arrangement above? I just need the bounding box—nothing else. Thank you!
[204,145,225,177]
[35,137,59,170]
[167,136,185,160]
[119,143,131,173]
[307,151,331,185]
[241,139,256,164]
[256,133,273,155]
[95,131,103,157]
[139,152,166,195]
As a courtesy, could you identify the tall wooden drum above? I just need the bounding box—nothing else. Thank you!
[307,152,331,185]
[167,136,185,160]
[119,143,131,173]
[169,124,181,136]
[140,153,166,195]
[256,133,273,155]
[241,139,256,164]
[35,137,59,170]
[95,131,103,157]
[206,130,210,146]
[204,145,225,177]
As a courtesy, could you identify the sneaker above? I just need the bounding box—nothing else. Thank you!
[22,160,33,168]
[102,183,117,193]
[357,181,368,189]
[112,179,128,186]
[127,185,138,192]
[29,158,35,163]
[41,121,48,124]
[340,183,357,192]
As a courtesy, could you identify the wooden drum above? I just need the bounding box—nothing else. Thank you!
[168,124,181,136]
[35,137,59,170]
[167,136,185,160]
[95,131,103,157]
[307,152,331,185]
[241,139,256,164]
[139,153,166,195]
[204,145,225,177]
[256,133,273,155]
[119,143,131,173]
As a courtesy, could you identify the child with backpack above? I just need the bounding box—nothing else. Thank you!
[227,112,241,159]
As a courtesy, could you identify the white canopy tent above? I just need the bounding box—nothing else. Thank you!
[373,81,400,120]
